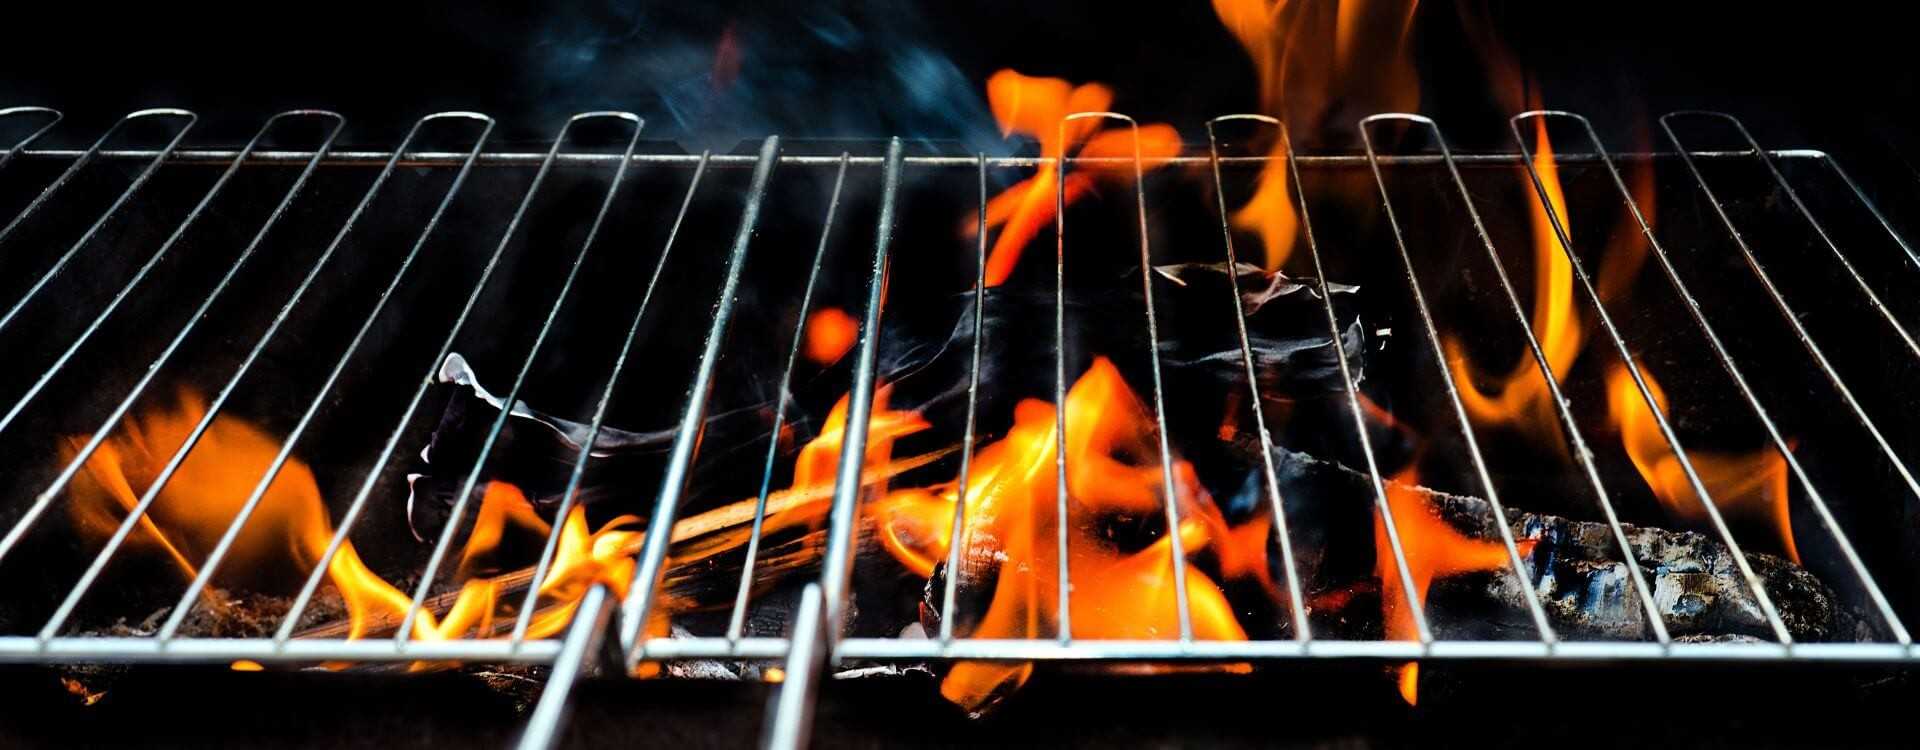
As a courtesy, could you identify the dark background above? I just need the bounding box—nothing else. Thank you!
[5,1,1913,226]
[2,1,1913,150]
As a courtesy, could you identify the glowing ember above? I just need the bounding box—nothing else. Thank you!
[975,70,1181,286]
[1606,364,1799,563]
[803,307,859,366]
[1375,466,1534,706]
[863,357,1266,713]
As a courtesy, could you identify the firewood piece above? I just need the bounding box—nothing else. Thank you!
[1268,446,1873,643]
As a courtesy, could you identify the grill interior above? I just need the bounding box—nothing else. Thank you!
[1,104,1919,747]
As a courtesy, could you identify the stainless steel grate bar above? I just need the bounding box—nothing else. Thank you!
[0,110,196,337]
[6,148,1818,168]
[935,155,989,645]
[619,135,783,664]
[513,149,709,647]
[1202,116,1313,642]
[816,138,902,651]
[0,107,62,173]
[727,154,850,644]
[1273,117,1436,646]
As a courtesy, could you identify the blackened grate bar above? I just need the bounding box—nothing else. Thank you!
[0,105,1916,750]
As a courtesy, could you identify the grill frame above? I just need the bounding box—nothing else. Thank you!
[2,105,1917,750]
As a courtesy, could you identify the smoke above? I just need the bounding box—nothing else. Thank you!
[513,0,1001,153]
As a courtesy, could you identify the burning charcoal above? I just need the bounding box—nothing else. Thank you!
[1152,263,1366,394]
[1268,446,1873,643]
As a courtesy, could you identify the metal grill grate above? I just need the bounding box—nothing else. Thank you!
[1,105,1917,749]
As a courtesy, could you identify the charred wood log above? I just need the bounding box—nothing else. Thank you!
[1267,446,1873,643]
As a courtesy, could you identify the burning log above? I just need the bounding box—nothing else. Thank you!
[1266,445,1873,643]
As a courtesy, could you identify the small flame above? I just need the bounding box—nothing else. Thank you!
[975,70,1181,286]
[1606,364,1799,563]
[1444,116,1578,448]
[803,307,859,366]
[866,358,1265,712]
[1375,465,1534,706]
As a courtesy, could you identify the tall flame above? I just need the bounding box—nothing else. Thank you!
[975,70,1182,286]
[865,358,1266,713]
[1444,116,1578,449]
[1374,465,1534,706]
[1605,364,1798,564]
[1210,0,1422,270]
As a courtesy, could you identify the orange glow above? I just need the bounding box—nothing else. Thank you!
[1606,364,1798,563]
[1444,117,1578,448]
[803,307,859,366]
[62,389,660,645]
[1210,0,1421,271]
[975,70,1182,286]
[1375,465,1533,706]
[862,358,1266,713]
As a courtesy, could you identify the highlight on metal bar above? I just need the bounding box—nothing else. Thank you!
[814,137,903,655]
[619,135,784,666]
[396,112,646,644]
[0,109,160,254]
[936,154,990,644]
[1651,110,1918,641]
[1519,110,1796,644]
[1059,111,1198,642]
[0,111,357,573]
[0,147,1826,169]
[1815,156,1920,276]
[517,149,707,647]
[0,108,198,335]
[0,111,342,447]
[726,154,851,644]
[1665,111,1920,364]
[27,112,351,639]
[1356,112,1558,647]
[1201,114,1313,642]
[0,106,62,172]
[760,583,826,750]
[515,583,615,750]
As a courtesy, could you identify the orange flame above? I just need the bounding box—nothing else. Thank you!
[63,389,653,644]
[864,358,1266,712]
[975,70,1182,286]
[803,307,859,366]
[1375,465,1534,706]
[1210,0,1421,271]
[1605,364,1798,564]
[1444,117,1578,448]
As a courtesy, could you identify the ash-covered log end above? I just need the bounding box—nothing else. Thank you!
[1272,446,1874,644]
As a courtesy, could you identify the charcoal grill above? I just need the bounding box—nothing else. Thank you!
[1,103,1918,748]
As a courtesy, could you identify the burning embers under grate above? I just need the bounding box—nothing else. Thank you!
[0,104,1918,748]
